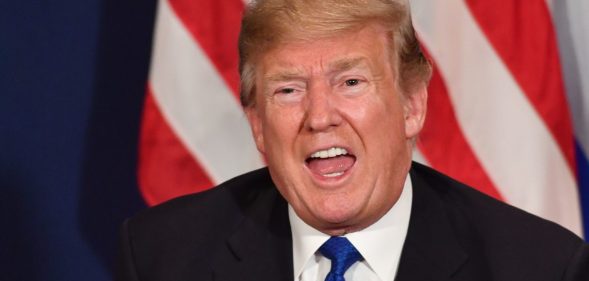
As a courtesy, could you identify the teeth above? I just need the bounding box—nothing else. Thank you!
[324,171,344,177]
[310,147,348,159]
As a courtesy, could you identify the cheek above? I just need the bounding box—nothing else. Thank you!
[378,93,406,133]
[345,96,407,168]
[346,95,404,135]
[262,106,304,152]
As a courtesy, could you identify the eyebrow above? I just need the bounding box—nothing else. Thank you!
[263,57,369,82]
[327,57,368,75]
[264,70,306,82]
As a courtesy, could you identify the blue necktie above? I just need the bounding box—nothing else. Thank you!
[319,237,363,281]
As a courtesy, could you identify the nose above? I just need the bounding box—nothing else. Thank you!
[303,81,343,132]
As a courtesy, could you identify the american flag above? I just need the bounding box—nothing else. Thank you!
[138,0,589,238]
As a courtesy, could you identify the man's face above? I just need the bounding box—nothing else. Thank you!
[245,24,427,235]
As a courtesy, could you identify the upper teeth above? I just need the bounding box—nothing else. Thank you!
[310,147,348,159]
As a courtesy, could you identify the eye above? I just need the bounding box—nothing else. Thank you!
[277,88,295,94]
[345,79,360,86]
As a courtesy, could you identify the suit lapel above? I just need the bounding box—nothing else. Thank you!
[211,183,293,281]
[395,165,468,281]
[210,163,469,281]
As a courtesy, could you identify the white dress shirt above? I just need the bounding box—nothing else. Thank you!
[289,174,413,281]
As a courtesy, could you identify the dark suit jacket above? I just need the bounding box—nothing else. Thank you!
[117,162,589,281]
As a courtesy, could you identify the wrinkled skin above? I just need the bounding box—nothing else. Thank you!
[245,23,427,235]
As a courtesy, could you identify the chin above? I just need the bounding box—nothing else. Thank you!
[315,216,363,236]
[313,202,363,228]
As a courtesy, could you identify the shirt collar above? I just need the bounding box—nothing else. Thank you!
[289,173,413,281]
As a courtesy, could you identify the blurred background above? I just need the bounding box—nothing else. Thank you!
[1,0,588,280]
[1,0,156,280]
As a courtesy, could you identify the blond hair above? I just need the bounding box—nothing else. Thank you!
[238,0,432,107]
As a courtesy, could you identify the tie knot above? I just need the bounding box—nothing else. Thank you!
[319,237,363,279]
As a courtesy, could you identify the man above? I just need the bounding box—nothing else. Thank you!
[117,0,589,280]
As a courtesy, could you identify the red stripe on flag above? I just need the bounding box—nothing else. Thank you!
[167,0,244,96]
[419,64,503,200]
[464,0,576,172]
[138,86,215,206]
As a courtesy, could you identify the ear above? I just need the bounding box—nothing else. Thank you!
[245,106,266,154]
[403,84,428,139]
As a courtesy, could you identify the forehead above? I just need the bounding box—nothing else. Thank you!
[256,24,392,77]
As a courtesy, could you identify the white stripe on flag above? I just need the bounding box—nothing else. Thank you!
[412,148,429,167]
[552,0,589,154]
[149,0,263,184]
[411,0,583,236]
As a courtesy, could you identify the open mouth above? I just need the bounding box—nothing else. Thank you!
[305,147,356,178]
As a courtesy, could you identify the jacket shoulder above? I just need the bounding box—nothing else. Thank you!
[127,167,273,232]
[410,162,586,280]
[120,168,275,280]
[411,162,581,240]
